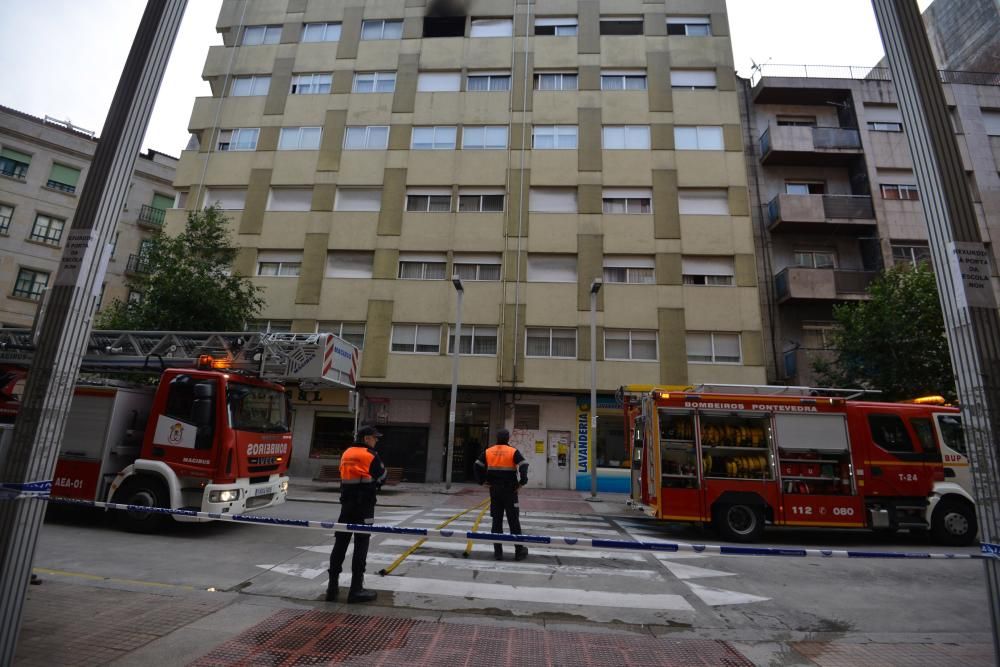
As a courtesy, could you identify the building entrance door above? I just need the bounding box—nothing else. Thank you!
[546,430,572,489]
[450,402,491,482]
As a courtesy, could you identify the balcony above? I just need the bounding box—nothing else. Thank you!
[137,204,166,228]
[125,253,150,275]
[767,194,875,232]
[775,267,876,303]
[760,124,862,166]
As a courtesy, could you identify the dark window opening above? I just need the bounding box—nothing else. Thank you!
[600,19,643,36]
[423,16,465,37]
[868,414,915,454]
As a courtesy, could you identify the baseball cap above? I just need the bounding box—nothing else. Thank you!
[358,425,383,438]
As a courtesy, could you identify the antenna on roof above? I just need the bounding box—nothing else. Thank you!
[43,115,95,138]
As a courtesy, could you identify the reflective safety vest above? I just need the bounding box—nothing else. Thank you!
[340,446,377,484]
[485,444,518,471]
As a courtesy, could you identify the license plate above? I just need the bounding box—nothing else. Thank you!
[253,485,275,497]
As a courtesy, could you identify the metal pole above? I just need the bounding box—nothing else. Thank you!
[871,1,1000,661]
[0,3,187,663]
[445,278,464,490]
[588,280,602,500]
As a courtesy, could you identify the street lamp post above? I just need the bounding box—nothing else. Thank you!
[445,276,464,491]
[588,279,602,501]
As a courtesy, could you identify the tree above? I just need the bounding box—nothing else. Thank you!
[96,206,264,331]
[812,262,956,402]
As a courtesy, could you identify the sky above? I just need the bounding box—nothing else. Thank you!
[0,0,935,157]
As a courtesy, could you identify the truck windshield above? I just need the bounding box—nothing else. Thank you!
[227,383,289,433]
[936,414,966,455]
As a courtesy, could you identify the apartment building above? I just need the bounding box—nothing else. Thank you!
[0,105,178,327]
[740,66,1000,386]
[170,0,767,488]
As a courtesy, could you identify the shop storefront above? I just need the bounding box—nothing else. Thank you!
[575,395,630,493]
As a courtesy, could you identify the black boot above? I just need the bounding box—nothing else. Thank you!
[514,545,528,561]
[494,545,504,561]
[325,573,339,602]
[347,574,377,603]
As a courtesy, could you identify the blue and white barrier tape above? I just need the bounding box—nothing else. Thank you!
[5,493,986,561]
[0,480,52,499]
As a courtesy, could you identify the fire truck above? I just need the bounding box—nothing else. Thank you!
[622,385,978,546]
[0,329,359,532]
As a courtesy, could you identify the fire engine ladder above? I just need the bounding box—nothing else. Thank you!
[0,329,359,389]
[685,383,880,399]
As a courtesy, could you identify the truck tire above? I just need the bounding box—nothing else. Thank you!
[931,498,977,547]
[112,477,169,534]
[715,503,765,543]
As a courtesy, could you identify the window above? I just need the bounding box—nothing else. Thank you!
[865,104,903,132]
[391,324,440,353]
[335,188,382,212]
[267,188,313,212]
[204,188,247,210]
[868,414,915,454]
[398,253,447,280]
[12,268,49,300]
[470,18,513,37]
[670,69,717,89]
[46,164,81,193]
[892,243,932,267]
[600,17,643,35]
[682,256,735,286]
[526,328,576,358]
[458,190,505,212]
[361,19,403,40]
[937,414,966,455]
[529,188,577,213]
[29,214,65,244]
[802,323,836,350]
[868,121,903,132]
[411,126,457,150]
[881,183,920,200]
[231,75,271,96]
[605,330,657,361]
[535,17,578,36]
[448,325,498,355]
[983,109,1000,136]
[290,73,331,94]
[514,404,540,429]
[278,127,322,150]
[686,332,741,363]
[0,148,30,179]
[242,25,281,45]
[535,72,578,91]
[602,188,652,214]
[603,255,655,284]
[467,72,511,92]
[128,289,144,305]
[461,126,508,150]
[353,71,396,93]
[319,321,366,349]
[256,250,302,277]
[423,15,465,38]
[533,125,578,149]
[527,254,576,282]
[174,191,188,208]
[250,320,293,333]
[217,128,259,151]
[0,203,12,235]
[344,125,389,150]
[602,125,650,149]
[794,250,836,269]
[786,181,826,195]
[310,414,356,457]
[667,16,711,36]
[417,72,461,92]
[325,251,373,278]
[601,70,647,91]
[302,22,341,42]
[678,189,729,215]
[110,230,120,257]
[453,253,502,281]
[406,189,452,212]
[776,115,817,127]
[674,126,724,150]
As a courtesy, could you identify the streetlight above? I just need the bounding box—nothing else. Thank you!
[444,276,464,491]
[587,278,602,501]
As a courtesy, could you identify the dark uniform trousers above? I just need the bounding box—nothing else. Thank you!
[328,488,376,587]
[489,483,523,556]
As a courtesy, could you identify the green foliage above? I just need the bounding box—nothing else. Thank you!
[812,263,956,402]
[96,206,263,331]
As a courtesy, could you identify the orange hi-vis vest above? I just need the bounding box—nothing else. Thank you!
[485,444,518,472]
[340,446,377,484]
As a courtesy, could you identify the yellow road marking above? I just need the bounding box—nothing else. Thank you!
[32,567,196,590]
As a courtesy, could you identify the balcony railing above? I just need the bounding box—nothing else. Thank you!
[0,212,10,235]
[138,204,166,227]
[822,195,874,219]
[45,179,76,194]
[126,253,150,274]
[775,267,876,302]
[759,124,862,165]
[768,194,875,230]
[750,63,1000,87]
[0,159,28,180]
[812,127,862,149]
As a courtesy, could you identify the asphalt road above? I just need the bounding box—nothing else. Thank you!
[33,499,988,637]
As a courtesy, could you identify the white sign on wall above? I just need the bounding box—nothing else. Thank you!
[947,241,998,310]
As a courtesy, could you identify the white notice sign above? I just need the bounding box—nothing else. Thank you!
[947,241,997,310]
[55,230,96,287]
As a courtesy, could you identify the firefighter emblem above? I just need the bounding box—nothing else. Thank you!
[168,422,185,445]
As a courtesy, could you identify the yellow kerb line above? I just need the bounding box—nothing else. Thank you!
[377,497,490,576]
[32,567,196,591]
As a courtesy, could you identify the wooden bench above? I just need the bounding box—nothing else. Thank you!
[313,465,404,486]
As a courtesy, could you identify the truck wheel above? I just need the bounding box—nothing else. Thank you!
[715,503,765,543]
[931,498,977,547]
[113,477,168,534]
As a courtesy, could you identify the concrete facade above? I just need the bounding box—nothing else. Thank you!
[0,106,178,327]
[740,71,1000,385]
[172,0,767,487]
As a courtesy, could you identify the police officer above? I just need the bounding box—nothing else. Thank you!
[326,425,387,603]
[474,428,529,561]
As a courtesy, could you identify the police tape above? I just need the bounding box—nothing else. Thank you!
[2,491,992,561]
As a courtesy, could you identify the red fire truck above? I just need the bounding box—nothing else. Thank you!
[0,329,359,532]
[622,385,978,546]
